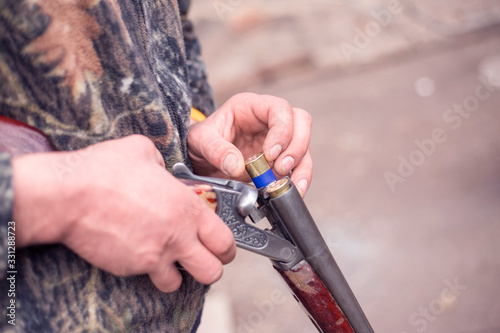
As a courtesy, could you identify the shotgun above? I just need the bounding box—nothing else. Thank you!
[173,153,374,333]
[0,116,373,332]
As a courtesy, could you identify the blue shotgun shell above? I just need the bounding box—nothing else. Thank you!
[245,153,277,189]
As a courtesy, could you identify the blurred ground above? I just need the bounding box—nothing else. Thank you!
[192,1,500,333]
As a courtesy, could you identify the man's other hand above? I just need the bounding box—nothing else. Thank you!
[12,135,236,292]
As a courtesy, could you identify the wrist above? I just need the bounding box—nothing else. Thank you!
[11,152,82,247]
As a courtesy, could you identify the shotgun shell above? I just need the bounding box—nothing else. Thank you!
[245,153,277,189]
[265,178,291,198]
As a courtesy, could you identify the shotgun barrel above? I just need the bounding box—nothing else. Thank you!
[246,154,374,333]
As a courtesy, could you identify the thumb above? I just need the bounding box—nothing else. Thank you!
[189,125,245,178]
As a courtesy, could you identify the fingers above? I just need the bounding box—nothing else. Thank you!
[158,190,235,290]
[272,107,312,177]
[149,261,183,293]
[188,123,245,178]
[181,190,236,265]
[290,148,313,197]
[139,138,235,289]
[258,104,312,196]
[177,210,235,285]
[256,96,294,161]
[187,93,313,184]
[150,211,235,290]
[197,211,237,265]
[240,95,311,177]
[151,239,229,292]
[176,243,225,285]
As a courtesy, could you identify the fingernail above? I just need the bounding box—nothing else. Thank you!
[282,156,295,173]
[296,179,309,197]
[270,144,282,160]
[223,153,238,176]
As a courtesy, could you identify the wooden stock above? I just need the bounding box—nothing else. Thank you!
[276,260,355,333]
[180,179,218,212]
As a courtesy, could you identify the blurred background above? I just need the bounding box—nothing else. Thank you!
[191,1,500,332]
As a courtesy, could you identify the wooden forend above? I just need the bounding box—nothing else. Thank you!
[275,260,355,333]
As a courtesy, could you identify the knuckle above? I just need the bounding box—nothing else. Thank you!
[285,143,308,161]
[150,266,183,293]
[220,228,236,249]
[268,95,293,114]
[235,92,258,101]
[190,197,206,218]
[203,141,234,172]
[129,134,156,152]
[204,141,223,162]
[201,221,236,263]
[157,276,183,293]
[127,133,148,144]
[204,263,223,285]
[217,232,236,260]
[282,123,294,138]
[136,252,161,272]
[107,263,131,277]
[263,94,288,105]
[294,108,313,128]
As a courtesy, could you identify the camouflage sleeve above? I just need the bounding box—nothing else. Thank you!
[0,152,14,274]
[179,0,216,116]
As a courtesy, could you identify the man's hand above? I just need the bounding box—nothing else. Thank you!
[12,135,236,292]
[188,93,313,196]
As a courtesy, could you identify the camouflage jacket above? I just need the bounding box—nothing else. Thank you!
[0,0,215,331]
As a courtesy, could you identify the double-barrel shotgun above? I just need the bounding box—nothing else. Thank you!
[173,153,374,333]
